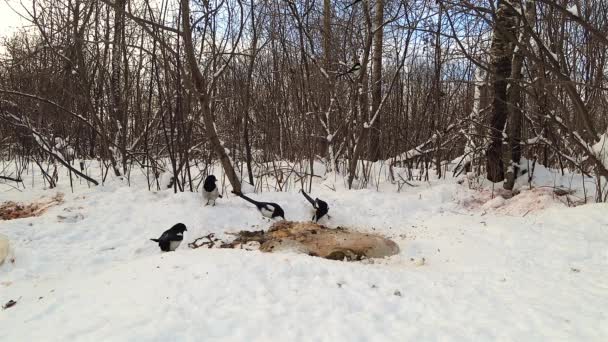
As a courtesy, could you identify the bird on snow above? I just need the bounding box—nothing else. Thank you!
[150,223,187,252]
[300,189,329,222]
[233,191,285,220]
[203,175,222,206]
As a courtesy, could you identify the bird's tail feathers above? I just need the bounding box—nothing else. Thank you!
[150,238,159,242]
[235,192,260,206]
[300,189,316,206]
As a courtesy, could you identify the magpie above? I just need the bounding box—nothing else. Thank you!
[150,223,187,252]
[338,61,361,79]
[233,191,285,220]
[203,175,222,206]
[300,189,329,222]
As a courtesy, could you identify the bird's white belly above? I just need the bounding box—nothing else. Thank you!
[260,207,274,218]
[316,214,328,223]
[169,240,182,251]
[203,188,219,200]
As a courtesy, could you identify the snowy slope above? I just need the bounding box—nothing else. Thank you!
[1,166,607,341]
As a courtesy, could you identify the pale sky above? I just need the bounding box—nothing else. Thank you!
[0,0,28,39]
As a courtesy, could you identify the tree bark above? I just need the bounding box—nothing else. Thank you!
[180,0,242,194]
[323,0,331,66]
[368,0,383,162]
[486,0,518,183]
[504,1,534,190]
[242,0,258,188]
[347,0,373,188]
[110,0,126,175]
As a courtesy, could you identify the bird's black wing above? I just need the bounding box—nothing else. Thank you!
[158,231,171,241]
[153,231,170,251]
[158,239,171,252]
[270,203,285,219]
[315,207,329,221]
[314,199,329,221]
[316,199,328,211]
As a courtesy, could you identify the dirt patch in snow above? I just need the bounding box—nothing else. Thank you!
[203,221,400,261]
[0,193,64,220]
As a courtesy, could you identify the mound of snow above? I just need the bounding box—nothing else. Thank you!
[482,196,506,210]
[460,186,565,216]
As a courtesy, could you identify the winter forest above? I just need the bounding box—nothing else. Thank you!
[0,0,607,341]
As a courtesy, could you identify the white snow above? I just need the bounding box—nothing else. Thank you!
[0,233,9,265]
[526,136,540,144]
[567,5,579,17]
[592,130,608,170]
[1,162,607,341]
[550,51,559,62]
[481,195,506,210]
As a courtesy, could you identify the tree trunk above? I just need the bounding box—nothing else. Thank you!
[347,0,373,189]
[433,8,443,178]
[110,0,126,175]
[504,1,534,190]
[486,0,518,183]
[180,0,242,194]
[368,0,383,162]
[323,0,331,66]
[242,0,258,188]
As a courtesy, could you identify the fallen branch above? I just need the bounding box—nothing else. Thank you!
[188,233,220,249]
[0,175,22,183]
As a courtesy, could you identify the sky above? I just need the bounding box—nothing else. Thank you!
[0,0,28,39]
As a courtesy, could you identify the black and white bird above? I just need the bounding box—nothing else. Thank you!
[338,61,361,80]
[234,192,285,220]
[150,223,187,252]
[300,189,329,222]
[203,175,222,206]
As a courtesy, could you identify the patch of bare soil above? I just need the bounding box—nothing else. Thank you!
[0,193,64,220]
[219,221,400,261]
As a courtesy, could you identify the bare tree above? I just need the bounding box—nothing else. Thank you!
[486,0,518,183]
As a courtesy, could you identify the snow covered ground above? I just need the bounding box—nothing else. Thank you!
[1,162,607,341]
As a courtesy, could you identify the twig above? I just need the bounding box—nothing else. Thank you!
[188,233,219,249]
[0,175,22,182]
